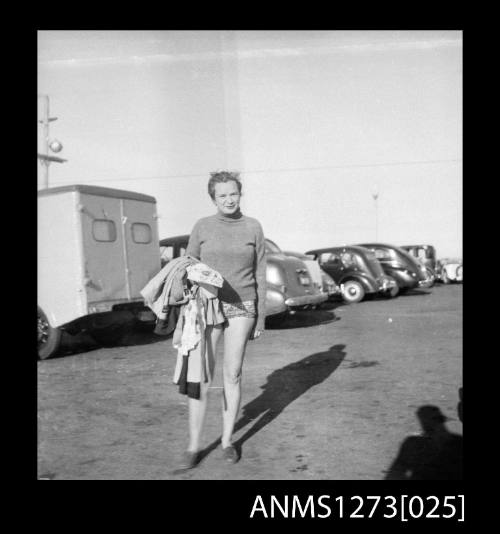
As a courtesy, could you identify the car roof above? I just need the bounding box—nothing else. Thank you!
[159,234,190,246]
[401,244,435,249]
[357,243,405,251]
[306,245,372,255]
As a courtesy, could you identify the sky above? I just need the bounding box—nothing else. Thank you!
[38,30,462,258]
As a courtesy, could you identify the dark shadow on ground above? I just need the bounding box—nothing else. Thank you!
[198,344,347,462]
[266,309,340,330]
[52,321,167,358]
[319,300,345,311]
[384,405,463,480]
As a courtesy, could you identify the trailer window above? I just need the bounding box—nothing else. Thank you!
[93,219,117,242]
[132,223,152,244]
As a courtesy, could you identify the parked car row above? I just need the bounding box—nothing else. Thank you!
[401,245,463,285]
[159,235,441,313]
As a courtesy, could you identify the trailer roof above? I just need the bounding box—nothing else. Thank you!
[38,184,156,203]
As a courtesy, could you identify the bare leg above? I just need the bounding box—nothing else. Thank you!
[221,317,255,448]
[187,324,222,452]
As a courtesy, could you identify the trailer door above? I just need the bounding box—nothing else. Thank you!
[122,199,161,298]
[79,194,129,305]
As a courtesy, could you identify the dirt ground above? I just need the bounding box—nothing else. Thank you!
[37,284,462,480]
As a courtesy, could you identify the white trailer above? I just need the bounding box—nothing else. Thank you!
[38,185,161,358]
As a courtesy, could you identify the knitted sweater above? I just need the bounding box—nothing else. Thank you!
[186,210,267,330]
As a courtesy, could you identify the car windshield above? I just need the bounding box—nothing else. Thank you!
[412,247,434,260]
[265,239,282,254]
[398,248,419,265]
[373,248,396,261]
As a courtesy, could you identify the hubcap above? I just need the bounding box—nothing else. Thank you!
[38,314,49,345]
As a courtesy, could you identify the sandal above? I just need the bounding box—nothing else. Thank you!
[222,444,239,464]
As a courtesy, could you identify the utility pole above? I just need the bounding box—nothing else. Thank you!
[38,94,67,189]
[371,185,379,241]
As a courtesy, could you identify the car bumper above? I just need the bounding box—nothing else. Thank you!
[392,272,419,288]
[285,293,328,307]
[378,278,397,292]
[326,285,342,296]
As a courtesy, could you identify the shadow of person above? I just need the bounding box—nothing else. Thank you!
[384,405,463,480]
[266,310,340,330]
[198,344,346,462]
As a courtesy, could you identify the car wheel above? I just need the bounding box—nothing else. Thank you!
[38,306,62,360]
[342,280,365,303]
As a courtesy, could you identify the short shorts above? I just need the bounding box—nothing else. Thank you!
[221,300,257,319]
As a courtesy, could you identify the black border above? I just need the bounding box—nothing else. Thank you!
[30,24,466,526]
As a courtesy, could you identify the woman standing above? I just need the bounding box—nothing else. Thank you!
[182,170,266,468]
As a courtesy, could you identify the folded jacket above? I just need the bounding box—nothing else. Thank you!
[140,256,199,320]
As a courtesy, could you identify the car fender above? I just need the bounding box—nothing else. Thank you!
[265,283,288,317]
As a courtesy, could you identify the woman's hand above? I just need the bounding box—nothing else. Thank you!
[250,328,263,340]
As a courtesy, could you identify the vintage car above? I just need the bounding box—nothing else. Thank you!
[160,234,189,267]
[436,258,463,284]
[305,245,398,303]
[159,235,327,319]
[283,250,341,299]
[357,242,433,292]
[264,238,329,313]
[400,244,437,286]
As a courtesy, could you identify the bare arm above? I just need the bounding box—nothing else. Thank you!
[254,222,267,335]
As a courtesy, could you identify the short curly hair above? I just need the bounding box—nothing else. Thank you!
[208,170,242,200]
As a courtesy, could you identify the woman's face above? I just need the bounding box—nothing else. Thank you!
[212,180,241,216]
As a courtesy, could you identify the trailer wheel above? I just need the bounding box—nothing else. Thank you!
[341,280,365,303]
[38,306,62,360]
